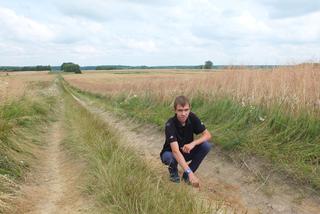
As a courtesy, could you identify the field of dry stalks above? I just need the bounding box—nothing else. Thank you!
[64,66,320,115]
[0,72,54,103]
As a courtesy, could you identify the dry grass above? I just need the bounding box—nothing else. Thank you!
[64,65,320,114]
[0,72,54,103]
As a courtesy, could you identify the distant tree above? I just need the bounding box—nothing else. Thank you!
[204,60,213,69]
[61,62,72,71]
[61,62,81,73]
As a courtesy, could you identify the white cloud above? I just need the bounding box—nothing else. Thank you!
[268,12,320,43]
[0,7,55,43]
[125,39,158,52]
[259,0,320,18]
[73,45,102,55]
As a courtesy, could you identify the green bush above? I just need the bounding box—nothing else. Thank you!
[61,62,81,73]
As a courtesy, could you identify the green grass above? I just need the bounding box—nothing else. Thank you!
[0,96,56,178]
[60,80,217,214]
[64,80,320,191]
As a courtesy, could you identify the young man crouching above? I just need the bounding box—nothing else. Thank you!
[160,95,212,187]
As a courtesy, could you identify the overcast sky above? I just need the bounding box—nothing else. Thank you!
[0,0,319,66]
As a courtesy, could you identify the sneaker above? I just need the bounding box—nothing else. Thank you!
[169,171,180,183]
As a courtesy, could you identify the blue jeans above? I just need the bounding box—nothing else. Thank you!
[160,141,212,174]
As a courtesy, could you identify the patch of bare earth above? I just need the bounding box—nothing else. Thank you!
[13,121,94,214]
[73,94,320,214]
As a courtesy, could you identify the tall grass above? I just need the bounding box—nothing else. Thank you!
[0,82,57,213]
[64,65,320,115]
[60,80,217,214]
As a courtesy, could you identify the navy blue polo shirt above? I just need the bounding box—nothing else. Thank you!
[160,112,206,156]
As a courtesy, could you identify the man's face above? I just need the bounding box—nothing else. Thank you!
[175,104,190,125]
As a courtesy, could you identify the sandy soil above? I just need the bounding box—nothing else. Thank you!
[72,93,320,214]
[13,120,94,214]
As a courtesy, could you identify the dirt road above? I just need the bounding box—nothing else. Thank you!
[14,120,94,214]
[73,93,320,214]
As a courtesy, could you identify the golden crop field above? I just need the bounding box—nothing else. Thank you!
[64,66,320,113]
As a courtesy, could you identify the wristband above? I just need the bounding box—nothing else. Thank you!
[185,168,192,175]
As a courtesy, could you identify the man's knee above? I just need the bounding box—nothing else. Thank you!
[199,141,212,154]
[161,151,175,165]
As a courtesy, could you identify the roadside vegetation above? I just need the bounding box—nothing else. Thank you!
[0,81,57,213]
[60,80,219,214]
[62,67,320,191]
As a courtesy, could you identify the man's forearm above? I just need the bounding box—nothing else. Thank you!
[172,150,190,171]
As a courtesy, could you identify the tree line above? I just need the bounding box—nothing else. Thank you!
[96,61,214,70]
[0,65,51,72]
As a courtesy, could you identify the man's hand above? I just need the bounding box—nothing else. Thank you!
[182,142,195,153]
[188,173,200,188]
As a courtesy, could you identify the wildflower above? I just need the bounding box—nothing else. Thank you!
[259,116,265,122]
